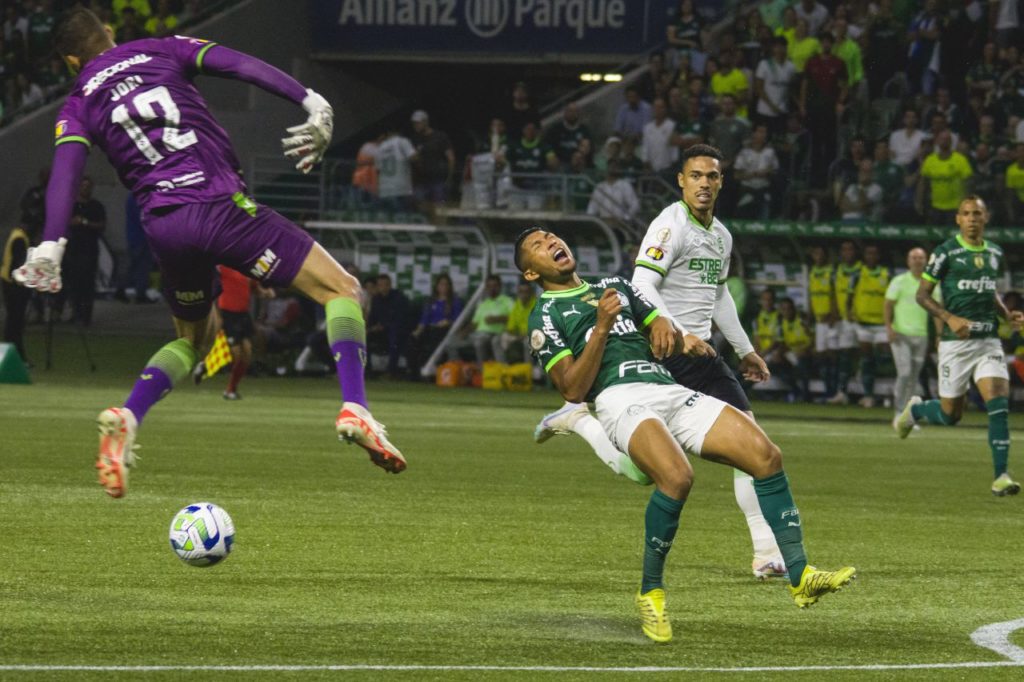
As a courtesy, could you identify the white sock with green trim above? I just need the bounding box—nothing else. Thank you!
[573,413,652,485]
[734,468,781,559]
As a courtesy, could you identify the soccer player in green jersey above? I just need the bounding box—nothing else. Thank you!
[895,196,1024,496]
[517,227,855,643]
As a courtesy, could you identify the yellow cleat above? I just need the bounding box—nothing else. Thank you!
[991,473,1021,497]
[636,588,672,642]
[789,565,857,608]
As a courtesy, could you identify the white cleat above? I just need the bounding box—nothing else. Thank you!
[534,402,590,444]
[336,401,406,474]
[893,396,922,439]
[752,556,788,581]
[96,407,139,498]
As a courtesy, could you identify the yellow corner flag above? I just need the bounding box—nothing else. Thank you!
[203,330,233,378]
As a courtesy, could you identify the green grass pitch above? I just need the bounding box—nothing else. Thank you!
[2,332,1024,680]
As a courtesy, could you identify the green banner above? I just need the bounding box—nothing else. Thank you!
[730,221,1024,243]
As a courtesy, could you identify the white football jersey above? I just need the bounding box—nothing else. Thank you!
[633,201,732,340]
[374,135,416,199]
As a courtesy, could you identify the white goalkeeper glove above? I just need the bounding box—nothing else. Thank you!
[281,89,333,174]
[13,238,67,293]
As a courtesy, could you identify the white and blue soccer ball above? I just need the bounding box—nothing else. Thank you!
[169,502,235,567]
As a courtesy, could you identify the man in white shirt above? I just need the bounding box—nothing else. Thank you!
[734,124,780,218]
[534,144,787,581]
[374,130,418,209]
[754,36,797,139]
[889,108,927,167]
[641,97,678,174]
[840,159,884,221]
[587,162,640,222]
[795,0,829,35]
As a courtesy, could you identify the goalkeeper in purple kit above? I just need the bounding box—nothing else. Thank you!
[15,8,406,497]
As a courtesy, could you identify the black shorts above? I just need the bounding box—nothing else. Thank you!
[661,352,751,412]
[220,309,254,345]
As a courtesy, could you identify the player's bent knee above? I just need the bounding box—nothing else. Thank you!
[660,464,693,500]
[320,268,360,301]
[749,438,783,479]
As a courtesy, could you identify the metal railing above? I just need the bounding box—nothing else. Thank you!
[250,155,669,238]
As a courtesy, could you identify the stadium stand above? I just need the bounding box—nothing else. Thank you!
[2,0,1022,399]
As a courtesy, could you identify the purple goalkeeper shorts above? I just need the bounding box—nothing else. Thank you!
[143,194,314,320]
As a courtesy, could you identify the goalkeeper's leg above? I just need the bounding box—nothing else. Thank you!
[291,243,406,473]
[100,314,211,498]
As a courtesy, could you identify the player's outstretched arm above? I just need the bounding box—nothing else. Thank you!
[199,46,333,174]
[13,141,89,292]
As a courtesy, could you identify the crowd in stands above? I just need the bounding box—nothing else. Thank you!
[349,0,1024,228]
[0,0,209,125]
[4,1,1023,404]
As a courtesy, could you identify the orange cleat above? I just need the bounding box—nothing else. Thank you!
[96,407,138,498]
[336,402,406,474]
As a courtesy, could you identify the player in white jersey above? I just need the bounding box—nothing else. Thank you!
[534,144,786,580]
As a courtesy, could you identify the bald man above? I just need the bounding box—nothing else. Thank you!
[884,247,935,417]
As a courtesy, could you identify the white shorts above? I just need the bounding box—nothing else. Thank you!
[937,338,1009,399]
[814,322,838,352]
[837,319,858,349]
[594,383,728,457]
[856,323,888,345]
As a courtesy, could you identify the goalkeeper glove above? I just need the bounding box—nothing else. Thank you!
[13,238,67,293]
[281,89,333,174]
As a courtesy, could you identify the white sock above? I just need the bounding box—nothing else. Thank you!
[734,468,780,559]
[572,413,631,476]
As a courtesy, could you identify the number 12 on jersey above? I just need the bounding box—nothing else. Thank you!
[111,85,197,164]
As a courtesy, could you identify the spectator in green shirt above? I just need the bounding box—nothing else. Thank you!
[465,275,514,363]
[916,130,973,224]
[832,18,863,87]
[1005,142,1024,223]
[871,140,907,220]
[501,281,537,362]
[788,18,820,72]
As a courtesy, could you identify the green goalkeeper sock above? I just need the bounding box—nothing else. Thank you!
[987,397,1010,478]
[641,489,685,593]
[911,399,956,426]
[753,471,807,587]
[124,338,197,425]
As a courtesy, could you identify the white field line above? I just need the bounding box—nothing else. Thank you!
[971,617,1024,662]
[4,609,1022,674]
[0,663,1022,673]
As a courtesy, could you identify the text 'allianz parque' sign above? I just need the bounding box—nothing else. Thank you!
[309,0,676,56]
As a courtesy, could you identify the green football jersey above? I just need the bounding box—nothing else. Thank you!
[527,277,673,402]
[923,234,1005,340]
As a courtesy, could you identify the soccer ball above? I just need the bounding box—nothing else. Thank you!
[168,502,235,567]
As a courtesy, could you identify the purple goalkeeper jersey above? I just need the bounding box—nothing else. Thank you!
[54,36,245,211]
